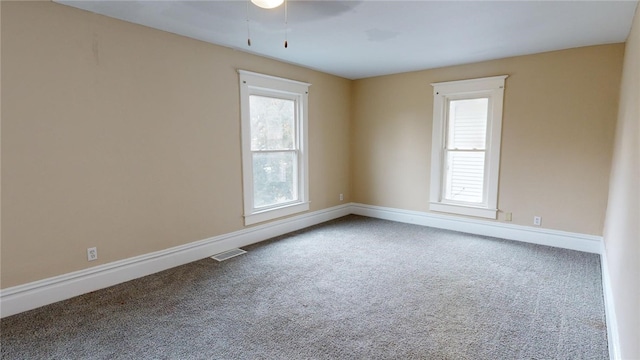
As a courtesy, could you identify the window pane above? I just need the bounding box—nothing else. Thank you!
[444,151,485,204]
[250,95,295,151]
[448,98,488,150]
[253,151,297,208]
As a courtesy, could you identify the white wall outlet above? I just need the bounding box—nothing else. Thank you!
[87,247,98,261]
[505,212,512,222]
[339,193,344,201]
[533,216,541,226]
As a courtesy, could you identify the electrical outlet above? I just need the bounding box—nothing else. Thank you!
[505,212,512,222]
[533,216,541,226]
[87,247,98,261]
[339,193,344,201]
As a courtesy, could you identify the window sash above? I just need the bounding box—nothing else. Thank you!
[251,149,299,211]
[441,149,487,206]
[249,94,298,152]
[445,98,489,149]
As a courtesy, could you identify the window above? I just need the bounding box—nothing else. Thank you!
[239,70,310,225]
[429,75,507,219]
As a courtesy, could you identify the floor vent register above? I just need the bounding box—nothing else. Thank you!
[211,248,247,262]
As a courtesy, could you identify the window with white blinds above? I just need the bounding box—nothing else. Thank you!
[430,76,507,219]
[444,98,488,204]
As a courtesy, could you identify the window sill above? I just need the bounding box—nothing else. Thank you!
[429,202,497,219]
[244,202,310,226]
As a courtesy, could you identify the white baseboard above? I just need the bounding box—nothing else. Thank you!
[600,249,621,360]
[0,204,351,318]
[0,202,606,320]
[350,203,603,254]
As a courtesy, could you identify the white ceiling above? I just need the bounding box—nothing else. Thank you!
[55,0,638,79]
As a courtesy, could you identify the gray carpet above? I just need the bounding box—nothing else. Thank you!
[0,215,608,359]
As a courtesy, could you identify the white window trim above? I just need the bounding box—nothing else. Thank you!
[429,75,508,219]
[238,70,310,226]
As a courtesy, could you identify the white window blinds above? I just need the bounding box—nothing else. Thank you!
[444,98,489,204]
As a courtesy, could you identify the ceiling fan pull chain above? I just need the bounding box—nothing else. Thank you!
[246,0,252,46]
[284,0,288,48]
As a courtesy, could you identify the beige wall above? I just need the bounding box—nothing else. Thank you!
[603,3,640,359]
[352,45,623,236]
[0,2,351,288]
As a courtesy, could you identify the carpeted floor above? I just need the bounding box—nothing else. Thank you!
[0,215,608,359]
